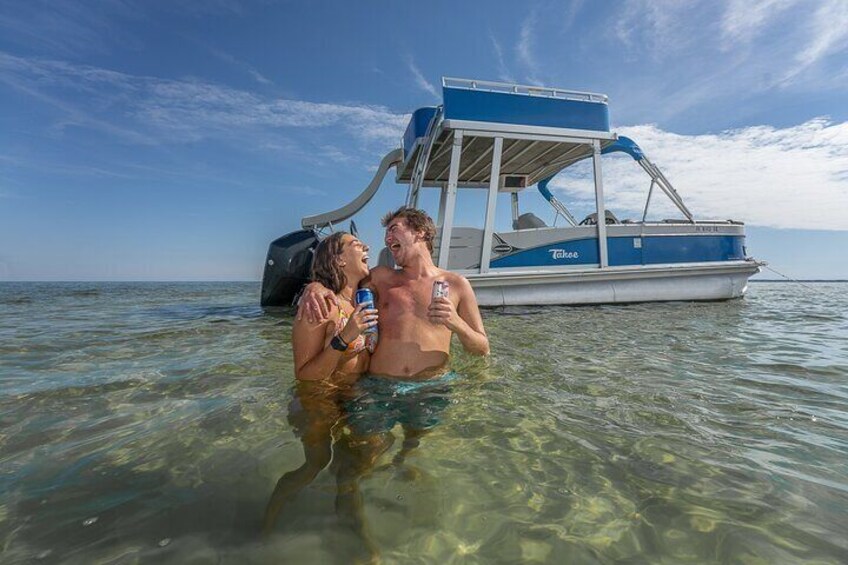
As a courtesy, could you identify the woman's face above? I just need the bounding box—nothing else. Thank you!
[339,234,370,282]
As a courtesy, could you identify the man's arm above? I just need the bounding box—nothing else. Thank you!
[428,276,489,356]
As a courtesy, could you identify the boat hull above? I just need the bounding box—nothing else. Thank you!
[465,261,761,307]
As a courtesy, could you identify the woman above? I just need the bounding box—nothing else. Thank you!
[292,231,377,381]
[264,232,378,537]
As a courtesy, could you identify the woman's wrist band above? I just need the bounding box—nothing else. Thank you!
[330,335,348,352]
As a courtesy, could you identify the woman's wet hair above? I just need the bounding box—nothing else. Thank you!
[310,232,349,294]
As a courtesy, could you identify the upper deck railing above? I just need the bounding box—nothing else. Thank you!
[442,77,608,104]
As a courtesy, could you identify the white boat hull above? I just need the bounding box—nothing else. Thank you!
[465,261,761,307]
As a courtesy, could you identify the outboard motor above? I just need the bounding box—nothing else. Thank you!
[260,229,321,308]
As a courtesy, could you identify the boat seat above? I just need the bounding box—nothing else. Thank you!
[513,212,547,230]
[579,210,620,225]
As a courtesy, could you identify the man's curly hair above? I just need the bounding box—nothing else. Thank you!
[381,207,437,253]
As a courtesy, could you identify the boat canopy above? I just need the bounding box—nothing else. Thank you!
[397,78,616,190]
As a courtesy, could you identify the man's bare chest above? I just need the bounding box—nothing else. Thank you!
[377,280,433,317]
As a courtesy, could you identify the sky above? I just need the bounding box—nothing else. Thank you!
[1,0,847,281]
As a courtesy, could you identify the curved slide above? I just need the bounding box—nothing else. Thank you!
[301,148,404,229]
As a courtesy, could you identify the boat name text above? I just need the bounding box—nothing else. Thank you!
[549,249,580,260]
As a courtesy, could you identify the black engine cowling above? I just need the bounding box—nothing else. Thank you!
[260,229,320,308]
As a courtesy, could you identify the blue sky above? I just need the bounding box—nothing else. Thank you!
[1,0,847,281]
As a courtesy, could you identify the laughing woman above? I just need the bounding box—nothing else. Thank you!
[293,231,377,381]
[263,232,377,536]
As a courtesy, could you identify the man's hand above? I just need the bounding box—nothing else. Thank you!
[296,282,336,323]
[427,296,462,331]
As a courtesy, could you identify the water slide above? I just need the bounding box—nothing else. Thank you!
[301,148,404,229]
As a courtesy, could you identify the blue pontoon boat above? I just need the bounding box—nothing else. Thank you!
[261,78,761,307]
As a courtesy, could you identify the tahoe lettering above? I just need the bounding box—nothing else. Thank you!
[549,249,579,260]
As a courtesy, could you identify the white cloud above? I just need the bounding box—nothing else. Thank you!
[517,12,543,85]
[552,119,848,230]
[720,0,797,46]
[721,0,848,84]
[201,43,273,85]
[489,33,514,83]
[407,59,439,100]
[0,52,409,147]
[614,0,704,56]
[786,0,848,81]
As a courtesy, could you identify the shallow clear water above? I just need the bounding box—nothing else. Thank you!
[1,282,846,564]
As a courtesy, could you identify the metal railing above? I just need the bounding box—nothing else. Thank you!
[442,77,608,104]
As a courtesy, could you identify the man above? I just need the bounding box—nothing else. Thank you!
[299,206,489,377]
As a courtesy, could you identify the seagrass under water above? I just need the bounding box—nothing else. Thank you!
[0,282,846,564]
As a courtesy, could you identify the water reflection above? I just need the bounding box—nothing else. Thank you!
[263,375,458,561]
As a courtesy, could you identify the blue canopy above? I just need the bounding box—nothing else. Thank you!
[536,136,644,202]
[600,136,644,161]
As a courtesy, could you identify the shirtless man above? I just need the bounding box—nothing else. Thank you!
[300,206,489,377]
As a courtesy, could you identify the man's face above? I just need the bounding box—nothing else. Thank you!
[384,217,422,266]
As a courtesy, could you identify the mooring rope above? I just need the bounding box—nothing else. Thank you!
[762,264,820,292]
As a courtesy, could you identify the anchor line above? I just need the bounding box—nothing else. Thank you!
[762,265,821,292]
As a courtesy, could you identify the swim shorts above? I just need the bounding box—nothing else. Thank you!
[344,372,458,436]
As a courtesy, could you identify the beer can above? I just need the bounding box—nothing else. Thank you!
[354,288,374,308]
[432,280,450,300]
[355,288,378,335]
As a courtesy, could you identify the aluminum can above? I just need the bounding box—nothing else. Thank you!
[355,288,378,335]
[432,280,450,300]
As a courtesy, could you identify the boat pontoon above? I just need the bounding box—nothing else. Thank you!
[261,77,761,307]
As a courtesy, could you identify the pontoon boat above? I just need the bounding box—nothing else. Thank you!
[261,78,761,307]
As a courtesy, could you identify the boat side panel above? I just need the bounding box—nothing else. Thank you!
[443,88,610,132]
[474,272,748,307]
[642,235,746,264]
[490,235,746,268]
[490,238,600,268]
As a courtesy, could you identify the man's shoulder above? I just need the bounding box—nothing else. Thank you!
[367,265,395,280]
[364,266,396,289]
[439,270,472,291]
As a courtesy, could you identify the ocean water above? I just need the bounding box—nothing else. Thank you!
[0,281,846,564]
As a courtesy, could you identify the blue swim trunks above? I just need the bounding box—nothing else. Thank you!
[344,372,458,436]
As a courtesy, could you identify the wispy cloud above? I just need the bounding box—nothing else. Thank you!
[0,52,409,148]
[489,33,514,83]
[606,0,848,124]
[614,0,708,58]
[0,1,143,56]
[201,42,273,85]
[551,119,848,230]
[561,0,585,30]
[785,0,848,82]
[407,59,439,100]
[517,11,543,85]
[721,0,848,84]
[720,0,796,46]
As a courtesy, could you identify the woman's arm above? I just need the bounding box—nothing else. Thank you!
[292,303,378,381]
[292,308,344,381]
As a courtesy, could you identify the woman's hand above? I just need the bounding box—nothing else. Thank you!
[339,303,379,344]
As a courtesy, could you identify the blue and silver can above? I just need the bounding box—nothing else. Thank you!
[355,288,378,335]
